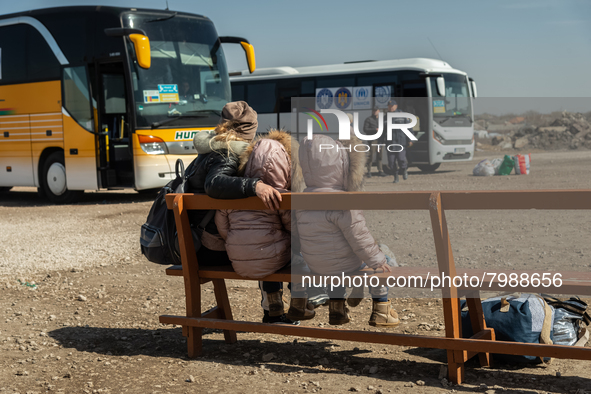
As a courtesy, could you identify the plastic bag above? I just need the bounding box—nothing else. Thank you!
[514,153,531,175]
[498,154,515,176]
[490,158,504,175]
[379,243,398,267]
[552,308,581,346]
[473,159,495,176]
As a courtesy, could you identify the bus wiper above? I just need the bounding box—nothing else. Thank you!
[451,113,473,123]
[151,114,207,129]
[185,109,222,116]
[437,115,473,125]
[146,12,177,23]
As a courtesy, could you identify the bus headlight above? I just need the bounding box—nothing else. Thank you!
[432,130,445,144]
[139,135,169,155]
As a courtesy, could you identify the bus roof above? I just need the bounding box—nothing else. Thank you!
[231,57,467,81]
[0,5,209,22]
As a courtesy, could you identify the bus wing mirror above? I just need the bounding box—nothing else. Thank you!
[470,79,478,98]
[104,28,151,69]
[129,34,151,69]
[219,36,256,73]
[240,42,256,74]
[436,76,446,97]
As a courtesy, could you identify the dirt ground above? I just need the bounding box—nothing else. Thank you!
[1,148,590,394]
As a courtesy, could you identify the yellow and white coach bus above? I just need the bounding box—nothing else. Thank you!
[0,6,255,202]
[230,58,476,173]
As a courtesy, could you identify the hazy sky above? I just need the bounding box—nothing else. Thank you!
[3,0,591,101]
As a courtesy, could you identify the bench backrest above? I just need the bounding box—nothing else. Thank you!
[165,190,591,296]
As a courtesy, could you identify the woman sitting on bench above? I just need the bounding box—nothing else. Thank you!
[215,130,315,324]
[187,101,282,267]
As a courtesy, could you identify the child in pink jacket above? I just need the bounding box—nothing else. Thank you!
[293,134,399,327]
[215,130,313,324]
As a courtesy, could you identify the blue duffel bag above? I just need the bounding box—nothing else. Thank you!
[461,293,554,364]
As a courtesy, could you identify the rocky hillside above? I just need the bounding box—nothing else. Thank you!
[488,111,591,150]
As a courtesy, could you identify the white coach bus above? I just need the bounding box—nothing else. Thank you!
[230,58,477,172]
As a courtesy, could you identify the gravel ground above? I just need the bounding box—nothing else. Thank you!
[0,148,590,393]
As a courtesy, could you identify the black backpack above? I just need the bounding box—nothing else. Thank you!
[139,159,213,265]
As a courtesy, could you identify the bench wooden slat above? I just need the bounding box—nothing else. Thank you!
[165,264,591,294]
[160,306,222,326]
[441,189,591,210]
[165,265,183,276]
[165,189,591,211]
[159,316,591,361]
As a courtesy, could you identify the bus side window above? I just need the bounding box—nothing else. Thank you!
[62,66,94,132]
[231,83,245,101]
[316,76,354,88]
[357,72,398,87]
[0,25,27,84]
[300,80,314,96]
[27,26,60,81]
[277,79,300,113]
[246,82,276,114]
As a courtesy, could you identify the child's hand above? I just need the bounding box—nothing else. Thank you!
[374,263,391,273]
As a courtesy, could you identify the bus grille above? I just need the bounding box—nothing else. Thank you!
[440,139,472,146]
[443,152,471,160]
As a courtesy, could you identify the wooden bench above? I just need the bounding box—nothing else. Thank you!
[159,190,591,384]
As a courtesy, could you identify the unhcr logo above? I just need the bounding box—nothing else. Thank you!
[355,88,368,98]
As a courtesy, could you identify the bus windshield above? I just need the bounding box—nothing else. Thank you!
[123,12,230,128]
[430,73,472,127]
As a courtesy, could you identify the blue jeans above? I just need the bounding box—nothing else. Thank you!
[387,150,408,174]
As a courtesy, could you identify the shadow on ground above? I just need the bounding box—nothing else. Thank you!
[49,326,588,393]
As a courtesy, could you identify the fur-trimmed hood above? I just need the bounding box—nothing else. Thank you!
[238,130,305,193]
[193,129,249,156]
[299,134,366,192]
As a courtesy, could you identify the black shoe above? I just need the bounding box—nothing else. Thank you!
[378,171,388,177]
[263,311,300,325]
[393,174,400,183]
[366,172,372,178]
[402,169,408,180]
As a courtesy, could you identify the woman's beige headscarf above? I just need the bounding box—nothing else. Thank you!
[221,101,258,141]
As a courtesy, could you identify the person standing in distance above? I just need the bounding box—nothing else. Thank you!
[385,100,412,183]
[363,106,387,178]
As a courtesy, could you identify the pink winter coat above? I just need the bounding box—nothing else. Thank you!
[296,135,386,275]
[215,131,294,279]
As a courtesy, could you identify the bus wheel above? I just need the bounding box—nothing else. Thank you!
[417,163,441,173]
[40,151,83,204]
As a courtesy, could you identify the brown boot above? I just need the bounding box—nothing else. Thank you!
[267,290,284,317]
[329,300,351,325]
[286,298,315,321]
[368,301,400,327]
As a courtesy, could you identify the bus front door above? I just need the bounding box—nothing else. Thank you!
[95,62,133,189]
